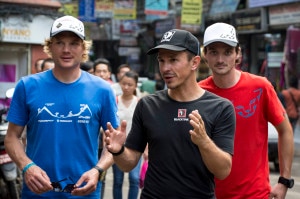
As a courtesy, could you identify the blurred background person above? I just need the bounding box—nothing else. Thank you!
[111,64,131,96]
[80,61,94,74]
[94,58,113,84]
[271,81,286,108]
[34,58,44,73]
[93,58,114,199]
[282,75,300,130]
[113,71,141,199]
[41,58,54,71]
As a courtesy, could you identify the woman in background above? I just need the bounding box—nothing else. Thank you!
[113,71,141,199]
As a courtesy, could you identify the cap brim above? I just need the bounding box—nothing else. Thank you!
[204,39,237,47]
[147,44,186,55]
[51,30,85,40]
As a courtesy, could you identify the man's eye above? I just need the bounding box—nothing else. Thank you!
[71,42,80,46]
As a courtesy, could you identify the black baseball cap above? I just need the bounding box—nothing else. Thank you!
[147,29,200,55]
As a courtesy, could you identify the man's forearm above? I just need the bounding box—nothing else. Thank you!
[97,147,114,170]
[112,147,141,172]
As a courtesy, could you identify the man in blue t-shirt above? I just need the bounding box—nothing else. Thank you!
[4,15,119,199]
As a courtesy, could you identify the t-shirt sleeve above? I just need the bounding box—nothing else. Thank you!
[7,79,28,126]
[212,100,236,155]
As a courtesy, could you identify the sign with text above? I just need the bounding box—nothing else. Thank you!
[145,0,168,16]
[114,0,136,20]
[181,0,202,25]
[0,15,53,44]
[249,0,298,8]
[232,8,267,34]
[95,0,113,18]
[269,3,300,25]
[78,0,96,22]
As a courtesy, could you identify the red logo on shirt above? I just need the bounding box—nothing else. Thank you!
[178,109,186,117]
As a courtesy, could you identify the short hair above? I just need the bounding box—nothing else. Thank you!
[80,61,94,72]
[93,58,111,72]
[117,64,131,74]
[41,58,54,71]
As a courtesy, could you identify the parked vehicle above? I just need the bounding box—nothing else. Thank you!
[268,122,279,172]
[0,88,22,199]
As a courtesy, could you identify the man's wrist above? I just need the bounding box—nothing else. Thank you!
[93,166,106,181]
[278,176,294,188]
[108,144,125,156]
[22,162,36,175]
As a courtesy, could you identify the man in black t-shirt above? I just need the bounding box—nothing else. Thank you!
[104,29,236,199]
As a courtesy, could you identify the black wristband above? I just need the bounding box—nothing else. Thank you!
[93,166,106,181]
[108,144,125,156]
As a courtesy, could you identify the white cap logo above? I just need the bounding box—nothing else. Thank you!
[50,16,85,40]
[161,30,176,42]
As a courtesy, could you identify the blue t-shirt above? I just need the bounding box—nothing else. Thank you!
[7,70,119,198]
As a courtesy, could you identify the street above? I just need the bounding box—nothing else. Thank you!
[103,167,141,199]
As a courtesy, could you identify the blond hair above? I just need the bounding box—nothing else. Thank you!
[43,38,92,62]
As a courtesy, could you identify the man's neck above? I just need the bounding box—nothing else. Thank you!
[52,67,81,83]
[212,69,241,89]
[168,82,205,102]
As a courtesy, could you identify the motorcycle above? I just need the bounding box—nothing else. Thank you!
[0,88,22,199]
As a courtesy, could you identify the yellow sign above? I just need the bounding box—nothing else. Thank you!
[181,0,202,25]
[114,0,136,20]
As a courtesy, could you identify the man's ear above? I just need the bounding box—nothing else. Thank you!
[191,56,201,70]
[236,47,242,64]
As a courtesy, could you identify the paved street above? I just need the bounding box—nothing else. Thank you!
[103,167,141,199]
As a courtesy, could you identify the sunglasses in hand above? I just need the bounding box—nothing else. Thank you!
[51,177,76,193]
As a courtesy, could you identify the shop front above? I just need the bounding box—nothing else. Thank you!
[245,0,300,88]
[0,15,54,98]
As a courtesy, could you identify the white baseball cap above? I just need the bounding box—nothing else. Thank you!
[203,23,238,47]
[50,16,85,40]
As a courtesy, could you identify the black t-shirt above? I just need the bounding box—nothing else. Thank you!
[126,90,235,199]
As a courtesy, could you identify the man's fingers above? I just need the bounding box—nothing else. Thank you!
[121,120,127,132]
[106,122,113,131]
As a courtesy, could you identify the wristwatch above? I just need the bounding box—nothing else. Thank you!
[93,166,106,181]
[278,176,294,188]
